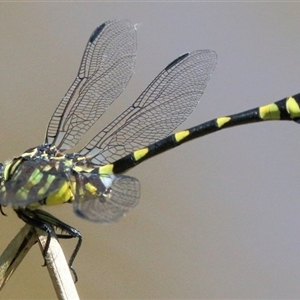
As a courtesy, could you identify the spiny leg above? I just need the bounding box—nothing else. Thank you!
[14,208,54,264]
[14,208,82,282]
[32,209,82,282]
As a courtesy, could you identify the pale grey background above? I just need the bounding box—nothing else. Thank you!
[1,2,300,299]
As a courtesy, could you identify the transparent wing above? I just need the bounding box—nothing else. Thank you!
[45,19,137,152]
[73,173,140,223]
[0,160,70,206]
[79,50,217,164]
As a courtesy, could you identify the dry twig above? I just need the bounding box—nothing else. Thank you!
[0,224,79,299]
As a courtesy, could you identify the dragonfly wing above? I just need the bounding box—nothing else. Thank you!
[73,173,140,223]
[46,19,137,151]
[79,50,217,165]
[0,160,70,206]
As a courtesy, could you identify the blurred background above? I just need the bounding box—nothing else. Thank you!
[1,2,300,299]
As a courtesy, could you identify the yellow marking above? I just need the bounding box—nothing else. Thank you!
[4,159,22,180]
[27,201,41,210]
[99,164,114,175]
[174,130,190,142]
[9,160,22,176]
[216,117,231,128]
[85,182,97,194]
[16,186,29,201]
[21,149,37,159]
[51,156,66,160]
[73,165,94,173]
[3,162,12,181]
[42,165,53,172]
[76,156,87,162]
[15,169,44,201]
[28,168,43,185]
[286,97,300,118]
[37,175,56,198]
[46,180,73,205]
[133,148,149,161]
[259,103,280,120]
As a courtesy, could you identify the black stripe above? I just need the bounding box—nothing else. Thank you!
[111,93,300,173]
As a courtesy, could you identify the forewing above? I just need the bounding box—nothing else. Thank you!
[73,173,140,223]
[0,160,69,206]
[79,50,217,164]
[45,19,137,151]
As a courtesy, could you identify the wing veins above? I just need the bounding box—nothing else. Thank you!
[79,50,217,164]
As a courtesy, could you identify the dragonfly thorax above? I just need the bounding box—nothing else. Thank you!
[21,144,61,162]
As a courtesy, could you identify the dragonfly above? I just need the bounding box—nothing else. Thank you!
[0,19,300,280]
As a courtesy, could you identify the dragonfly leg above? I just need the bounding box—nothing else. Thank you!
[32,209,82,282]
[14,207,53,266]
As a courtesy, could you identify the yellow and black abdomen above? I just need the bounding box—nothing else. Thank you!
[100,93,300,174]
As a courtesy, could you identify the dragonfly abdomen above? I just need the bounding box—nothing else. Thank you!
[98,93,300,175]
